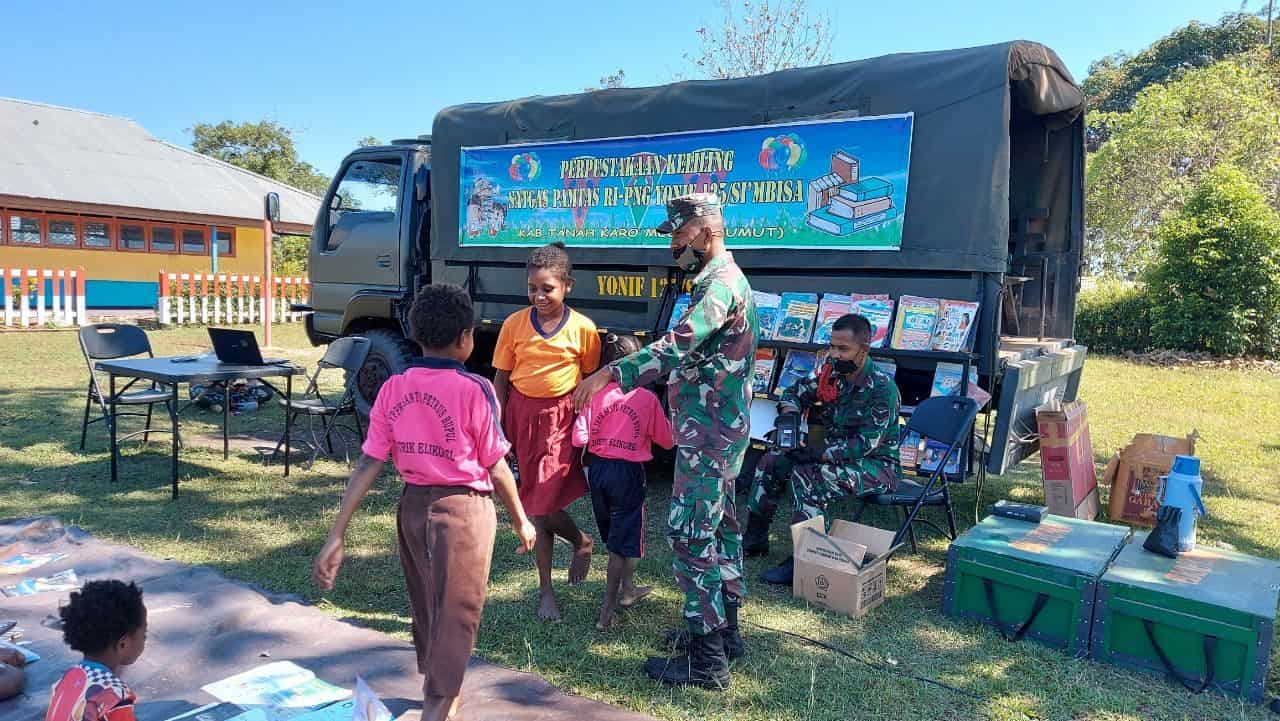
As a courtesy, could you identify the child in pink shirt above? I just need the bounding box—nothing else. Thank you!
[572,333,674,630]
[314,284,536,721]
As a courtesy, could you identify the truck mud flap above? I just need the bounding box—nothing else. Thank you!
[987,345,1088,476]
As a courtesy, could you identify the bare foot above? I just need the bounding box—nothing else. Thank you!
[568,534,594,585]
[618,585,653,609]
[537,591,562,622]
[446,695,462,721]
[596,610,616,631]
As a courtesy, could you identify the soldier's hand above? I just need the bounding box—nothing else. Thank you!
[573,369,611,412]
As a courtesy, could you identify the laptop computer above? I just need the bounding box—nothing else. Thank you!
[207,328,286,366]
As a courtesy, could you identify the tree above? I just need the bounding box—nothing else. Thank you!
[273,234,309,278]
[357,136,384,147]
[190,120,330,196]
[1147,166,1280,356]
[684,0,834,80]
[1084,50,1280,275]
[585,69,627,92]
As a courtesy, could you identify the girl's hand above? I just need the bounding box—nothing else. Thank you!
[312,536,345,591]
[514,520,537,554]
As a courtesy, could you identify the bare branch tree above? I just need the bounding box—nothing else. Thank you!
[585,69,627,92]
[685,0,835,79]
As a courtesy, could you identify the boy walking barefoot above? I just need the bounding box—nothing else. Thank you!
[313,284,536,721]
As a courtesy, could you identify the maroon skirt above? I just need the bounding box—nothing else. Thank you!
[503,388,588,516]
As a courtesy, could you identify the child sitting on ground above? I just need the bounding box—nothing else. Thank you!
[46,580,148,721]
[572,333,674,630]
[314,283,536,721]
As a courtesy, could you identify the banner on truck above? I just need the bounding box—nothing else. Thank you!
[458,113,913,250]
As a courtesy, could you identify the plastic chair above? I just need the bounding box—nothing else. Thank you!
[854,396,980,552]
[271,336,371,466]
[78,323,179,452]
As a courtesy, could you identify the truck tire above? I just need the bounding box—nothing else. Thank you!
[347,328,418,417]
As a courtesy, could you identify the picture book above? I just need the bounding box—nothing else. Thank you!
[667,294,692,332]
[850,293,894,348]
[202,661,351,709]
[752,348,777,396]
[900,429,922,470]
[0,552,67,575]
[890,295,940,350]
[931,299,980,352]
[773,292,819,343]
[286,699,356,721]
[920,438,962,475]
[1,569,78,598]
[163,703,246,721]
[875,358,897,379]
[0,640,38,665]
[930,362,978,398]
[774,350,817,397]
[752,291,782,341]
[811,293,851,345]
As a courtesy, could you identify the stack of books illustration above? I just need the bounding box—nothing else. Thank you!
[806,150,898,236]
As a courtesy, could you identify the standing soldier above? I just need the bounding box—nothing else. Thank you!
[574,192,756,690]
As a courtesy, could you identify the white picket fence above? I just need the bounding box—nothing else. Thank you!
[2,266,88,328]
[158,272,309,326]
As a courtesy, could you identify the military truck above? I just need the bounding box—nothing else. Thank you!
[303,40,1089,475]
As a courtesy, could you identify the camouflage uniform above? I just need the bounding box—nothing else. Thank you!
[748,357,901,524]
[611,252,757,635]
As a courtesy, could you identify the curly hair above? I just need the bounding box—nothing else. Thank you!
[60,580,145,655]
[409,284,475,350]
[602,332,643,365]
[526,242,572,282]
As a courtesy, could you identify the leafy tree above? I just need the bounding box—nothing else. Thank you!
[357,136,384,147]
[685,0,834,79]
[273,234,309,278]
[1085,50,1280,275]
[1147,166,1280,355]
[190,120,330,196]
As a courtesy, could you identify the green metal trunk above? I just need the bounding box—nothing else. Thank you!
[943,515,1130,657]
[1091,534,1280,702]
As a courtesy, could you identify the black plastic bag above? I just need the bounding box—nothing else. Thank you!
[1143,505,1182,558]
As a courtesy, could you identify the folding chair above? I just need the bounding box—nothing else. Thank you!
[855,396,980,552]
[78,323,179,451]
[271,336,371,466]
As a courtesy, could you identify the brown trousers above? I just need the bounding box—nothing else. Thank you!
[397,484,497,699]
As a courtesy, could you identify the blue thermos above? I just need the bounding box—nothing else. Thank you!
[1157,455,1207,552]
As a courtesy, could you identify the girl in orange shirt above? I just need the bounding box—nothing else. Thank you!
[493,242,602,621]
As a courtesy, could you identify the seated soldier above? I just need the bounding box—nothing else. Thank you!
[745,313,902,585]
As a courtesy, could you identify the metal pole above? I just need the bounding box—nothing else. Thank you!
[263,208,274,348]
[211,224,219,274]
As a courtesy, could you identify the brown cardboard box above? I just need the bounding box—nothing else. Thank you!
[790,517,900,618]
[1103,432,1198,527]
[1036,400,1099,519]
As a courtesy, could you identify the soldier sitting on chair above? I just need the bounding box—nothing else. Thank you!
[747,313,902,585]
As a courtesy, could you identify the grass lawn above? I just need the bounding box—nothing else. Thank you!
[1,326,1278,720]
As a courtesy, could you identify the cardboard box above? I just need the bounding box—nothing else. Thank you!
[790,517,900,618]
[1102,432,1198,527]
[1036,400,1099,520]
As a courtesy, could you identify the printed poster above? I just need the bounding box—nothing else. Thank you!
[459,114,913,250]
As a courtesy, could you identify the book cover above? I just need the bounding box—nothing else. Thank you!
[806,173,843,213]
[1,569,78,598]
[0,552,67,575]
[919,438,962,475]
[202,661,351,708]
[900,429,922,470]
[752,348,777,395]
[773,292,819,343]
[837,177,892,203]
[811,293,852,345]
[930,362,978,398]
[890,295,940,350]
[773,350,817,397]
[752,291,782,341]
[831,150,860,183]
[805,207,854,236]
[666,294,692,332]
[851,293,895,349]
[875,358,897,379]
[828,195,891,220]
[930,299,980,352]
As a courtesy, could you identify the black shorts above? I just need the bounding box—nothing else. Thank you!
[586,458,646,558]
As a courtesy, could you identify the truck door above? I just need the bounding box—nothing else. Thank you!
[310,155,406,335]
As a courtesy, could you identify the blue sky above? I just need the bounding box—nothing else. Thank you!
[0,0,1248,180]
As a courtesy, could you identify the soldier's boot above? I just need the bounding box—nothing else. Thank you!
[661,600,745,660]
[761,556,794,586]
[742,512,772,558]
[644,624,731,690]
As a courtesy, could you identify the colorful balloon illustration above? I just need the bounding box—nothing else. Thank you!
[508,152,541,181]
[757,133,807,171]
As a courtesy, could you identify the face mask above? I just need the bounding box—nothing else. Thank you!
[831,357,860,374]
[671,230,707,273]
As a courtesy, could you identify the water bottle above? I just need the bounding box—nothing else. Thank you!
[1157,455,1207,552]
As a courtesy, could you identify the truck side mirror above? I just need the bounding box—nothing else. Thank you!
[266,192,281,223]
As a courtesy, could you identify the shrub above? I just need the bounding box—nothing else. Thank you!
[1074,280,1154,354]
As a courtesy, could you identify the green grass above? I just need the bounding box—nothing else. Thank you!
[1,329,1278,720]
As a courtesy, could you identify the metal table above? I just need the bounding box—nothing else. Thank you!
[95,357,304,498]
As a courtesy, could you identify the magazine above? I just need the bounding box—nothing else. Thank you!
[773,351,817,397]
[811,293,852,345]
[890,295,941,350]
[202,661,351,709]
[930,363,978,398]
[919,439,963,475]
[850,293,895,348]
[931,299,980,352]
[752,348,777,396]
[752,291,782,341]
[1,569,78,598]
[666,294,692,332]
[773,292,819,343]
[900,430,922,470]
[0,552,68,576]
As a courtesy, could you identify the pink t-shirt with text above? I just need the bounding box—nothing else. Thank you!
[362,359,511,491]
[572,381,674,463]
